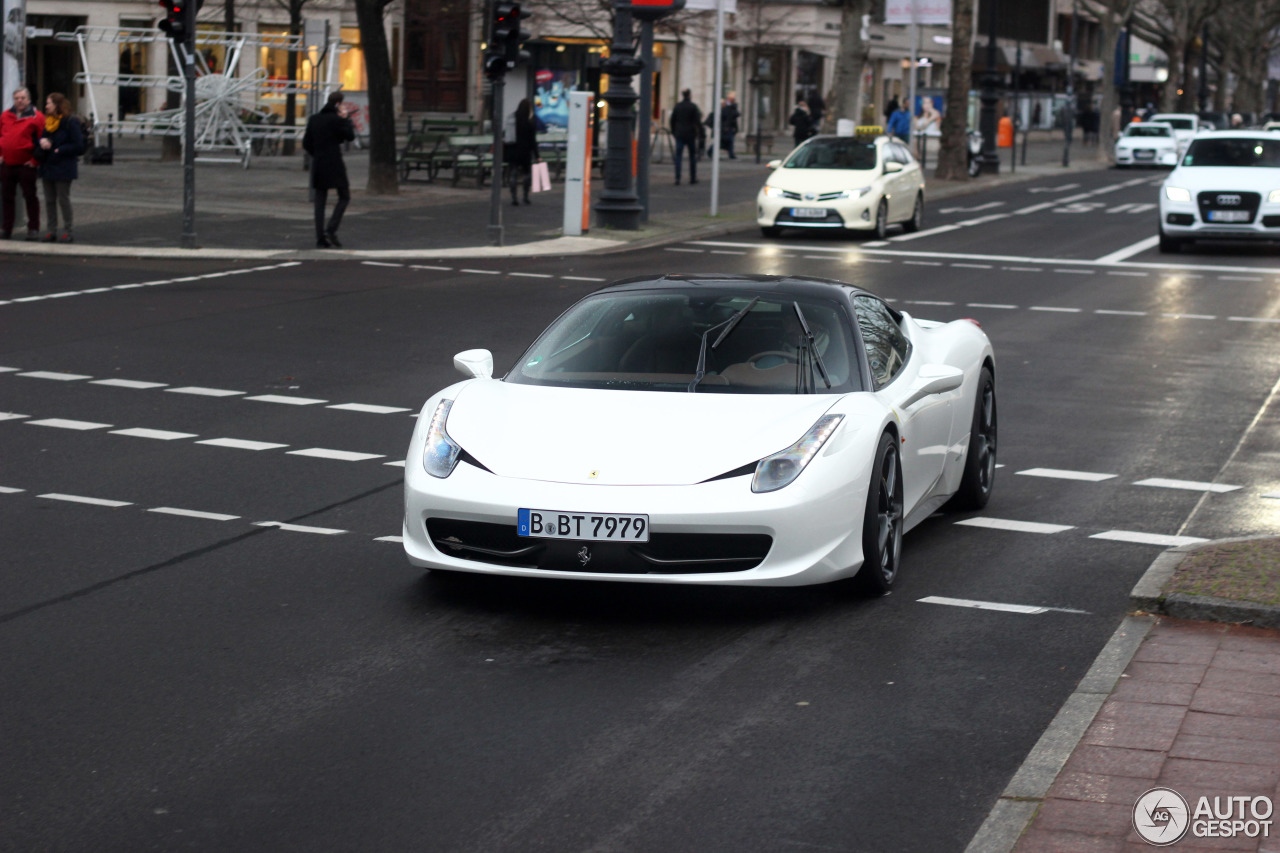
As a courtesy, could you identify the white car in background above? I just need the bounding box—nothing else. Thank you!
[1148,113,1203,155]
[756,130,925,239]
[1115,122,1179,168]
[1158,130,1280,252]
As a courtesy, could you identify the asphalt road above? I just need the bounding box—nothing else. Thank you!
[2,168,1279,852]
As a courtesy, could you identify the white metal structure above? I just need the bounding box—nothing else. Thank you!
[58,26,345,167]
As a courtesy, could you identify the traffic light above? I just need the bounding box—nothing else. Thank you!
[490,2,530,67]
[158,0,202,40]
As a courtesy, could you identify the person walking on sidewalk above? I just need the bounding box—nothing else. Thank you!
[36,93,85,243]
[669,89,701,185]
[789,101,814,148]
[302,90,355,249]
[504,98,538,206]
[887,102,911,143]
[707,92,739,159]
[1,87,44,241]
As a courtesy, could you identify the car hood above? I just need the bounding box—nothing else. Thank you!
[766,168,879,194]
[1167,166,1280,190]
[445,380,841,485]
[1117,137,1174,148]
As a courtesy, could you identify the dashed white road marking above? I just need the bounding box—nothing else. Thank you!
[952,263,993,269]
[18,371,91,381]
[1090,530,1208,547]
[460,268,500,275]
[0,412,29,421]
[562,275,606,281]
[384,460,407,468]
[410,264,453,271]
[1053,269,1094,275]
[91,378,168,389]
[149,507,240,521]
[711,250,745,255]
[110,427,199,441]
[904,260,943,266]
[1162,313,1216,320]
[38,493,132,508]
[27,418,111,430]
[918,596,1088,615]
[245,394,328,406]
[0,366,20,372]
[361,261,404,268]
[1107,271,1149,277]
[327,403,412,414]
[1231,316,1280,323]
[196,437,290,451]
[286,448,385,462]
[1017,468,1117,482]
[967,303,1017,309]
[374,536,404,543]
[1030,306,1082,313]
[0,486,26,493]
[1096,309,1147,316]
[955,518,1075,534]
[166,386,245,397]
[2,263,300,307]
[510,272,553,278]
[254,521,347,535]
[1134,478,1241,493]
[664,248,704,253]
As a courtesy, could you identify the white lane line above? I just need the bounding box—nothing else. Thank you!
[862,241,891,247]
[18,371,92,381]
[510,272,553,278]
[166,386,245,397]
[362,261,404,268]
[27,418,112,430]
[286,448,386,462]
[327,403,412,414]
[1013,202,1058,215]
[665,248,705,253]
[956,213,1012,226]
[1162,313,1216,320]
[1264,492,1280,500]
[254,521,347,535]
[804,255,837,260]
[1107,271,1149,277]
[1091,530,1209,547]
[110,427,199,440]
[1096,309,1147,316]
[90,378,168,389]
[1094,235,1160,264]
[1053,269,1094,275]
[1030,306,1082,313]
[410,265,453,271]
[904,261,944,267]
[148,507,240,521]
[384,460,407,468]
[952,263,993,269]
[1004,266,1040,272]
[711,250,745,255]
[244,394,328,406]
[38,493,132,508]
[1230,316,1280,323]
[1017,468,1117,482]
[955,517,1075,534]
[0,486,26,493]
[374,535,404,543]
[919,596,1088,615]
[859,258,893,263]
[0,412,29,421]
[890,224,963,241]
[1027,183,1081,194]
[1220,275,1263,282]
[460,268,500,275]
[562,275,606,281]
[1134,478,1241,493]
[939,201,1006,214]
[0,366,19,372]
[196,437,289,451]
[967,303,1018,309]
[905,300,954,306]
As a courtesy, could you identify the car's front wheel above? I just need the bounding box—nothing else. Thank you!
[1158,227,1183,253]
[872,200,889,240]
[902,194,924,233]
[761,226,782,238]
[854,431,903,596]
[947,367,997,511]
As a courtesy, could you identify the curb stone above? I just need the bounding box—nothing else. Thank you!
[1129,534,1280,629]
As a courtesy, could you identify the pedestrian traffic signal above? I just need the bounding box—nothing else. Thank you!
[158,0,202,40]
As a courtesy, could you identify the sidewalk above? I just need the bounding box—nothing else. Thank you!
[0,131,1110,260]
[970,539,1280,853]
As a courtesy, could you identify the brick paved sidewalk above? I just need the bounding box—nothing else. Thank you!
[1014,617,1280,852]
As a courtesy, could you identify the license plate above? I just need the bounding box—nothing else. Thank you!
[517,509,650,542]
[1134,150,1155,160]
[791,207,828,218]
[1207,209,1250,222]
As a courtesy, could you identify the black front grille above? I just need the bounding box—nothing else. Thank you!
[1166,213,1195,226]
[1197,190,1260,224]
[426,518,772,574]
[776,208,845,226]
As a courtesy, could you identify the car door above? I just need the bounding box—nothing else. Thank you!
[892,143,921,219]
[854,295,953,512]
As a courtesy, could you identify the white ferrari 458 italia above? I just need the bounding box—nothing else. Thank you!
[403,275,996,593]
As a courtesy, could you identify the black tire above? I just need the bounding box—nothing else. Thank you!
[947,367,997,511]
[761,226,782,238]
[902,194,924,233]
[1158,228,1182,253]
[854,431,904,596]
[873,200,889,239]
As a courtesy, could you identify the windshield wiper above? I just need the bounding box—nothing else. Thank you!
[689,297,760,392]
[793,301,831,392]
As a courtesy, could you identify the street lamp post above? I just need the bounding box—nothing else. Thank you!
[594,0,645,230]
[977,0,1001,173]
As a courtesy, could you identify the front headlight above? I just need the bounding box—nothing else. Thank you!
[1269,190,1280,203]
[422,399,462,478]
[1165,186,1192,202]
[838,187,873,199]
[751,415,844,493]
[762,186,786,198]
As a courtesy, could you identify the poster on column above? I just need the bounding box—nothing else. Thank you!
[3,0,24,100]
[884,0,951,26]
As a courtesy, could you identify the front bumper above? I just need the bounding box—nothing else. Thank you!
[1160,190,1280,240]
[756,192,876,231]
[1115,146,1177,167]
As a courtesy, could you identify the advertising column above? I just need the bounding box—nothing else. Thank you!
[2,0,24,101]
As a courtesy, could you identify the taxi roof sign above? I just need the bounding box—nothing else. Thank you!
[854,125,884,137]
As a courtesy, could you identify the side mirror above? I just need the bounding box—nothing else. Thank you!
[766,159,782,169]
[900,364,964,409]
[453,348,493,379]
[884,161,904,174]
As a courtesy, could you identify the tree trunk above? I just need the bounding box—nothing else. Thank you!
[283,5,302,156]
[355,0,399,194]
[830,0,871,129]
[935,0,974,181]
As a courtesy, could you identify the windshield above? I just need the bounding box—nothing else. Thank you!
[783,138,879,170]
[1125,126,1171,138]
[1155,117,1195,130]
[507,289,862,394]
[1182,137,1280,167]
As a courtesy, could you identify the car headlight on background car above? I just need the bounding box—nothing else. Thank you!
[752,415,844,493]
[423,399,462,478]
[838,187,873,199]
[762,186,786,198]
[1165,186,1192,202]
[1269,190,1280,203]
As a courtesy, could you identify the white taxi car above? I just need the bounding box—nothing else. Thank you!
[1114,122,1178,168]
[757,129,925,239]
[1158,130,1280,252]
[1148,113,1202,156]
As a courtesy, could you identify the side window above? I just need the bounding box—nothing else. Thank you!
[895,143,915,164]
[854,295,910,387]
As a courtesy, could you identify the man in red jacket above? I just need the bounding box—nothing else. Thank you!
[1,87,44,240]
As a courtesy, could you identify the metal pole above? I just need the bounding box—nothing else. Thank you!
[489,69,505,246]
[180,0,197,249]
[594,0,643,229]
[1011,40,1019,174]
[709,0,723,217]
[638,20,653,224]
[1064,0,1077,167]
[908,19,917,135]
[977,0,1000,172]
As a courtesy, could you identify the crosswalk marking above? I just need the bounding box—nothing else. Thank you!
[254,521,347,535]
[38,493,132,508]
[18,371,91,381]
[91,379,168,389]
[149,507,240,521]
[110,428,199,441]
[166,386,245,397]
[918,596,1088,615]
[286,448,385,462]
[245,394,328,406]
[327,403,413,414]
[27,418,111,430]
[1090,530,1208,547]
[196,437,289,451]
[1134,478,1241,493]
[955,518,1075,534]
[1017,468,1117,482]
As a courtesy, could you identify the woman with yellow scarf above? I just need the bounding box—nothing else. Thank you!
[36,93,85,243]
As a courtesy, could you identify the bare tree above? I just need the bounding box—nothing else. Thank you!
[1081,0,1140,161]
[829,0,874,129]
[1127,0,1222,111]
[935,0,973,180]
[354,0,399,193]
[273,0,313,155]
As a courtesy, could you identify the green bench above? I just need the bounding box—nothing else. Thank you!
[398,130,455,182]
[449,135,499,187]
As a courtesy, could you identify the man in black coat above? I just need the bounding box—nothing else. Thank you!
[302,91,356,248]
[669,89,701,184]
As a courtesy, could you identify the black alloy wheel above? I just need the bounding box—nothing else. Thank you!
[873,200,889,240]
[947,367,997,511]
[855,431,904,595]
[902,194,924,233]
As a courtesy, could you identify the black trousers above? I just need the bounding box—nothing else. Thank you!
[314,184,350,239]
